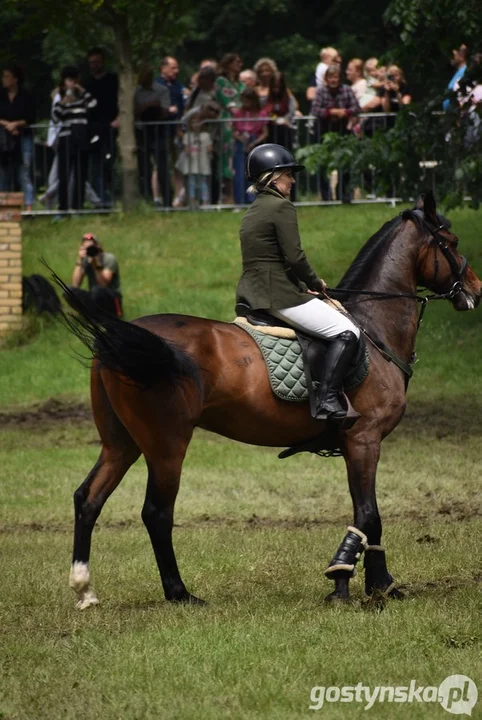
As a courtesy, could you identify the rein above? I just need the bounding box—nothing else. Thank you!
[324,211,468,382]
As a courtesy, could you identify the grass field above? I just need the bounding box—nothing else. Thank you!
[0,205,481,719]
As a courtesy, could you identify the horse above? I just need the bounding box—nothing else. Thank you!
[59,192,480,609]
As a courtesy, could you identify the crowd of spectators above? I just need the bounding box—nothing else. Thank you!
[0,43,480,211]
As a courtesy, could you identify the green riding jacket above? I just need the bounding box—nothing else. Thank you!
[236,187,324,310]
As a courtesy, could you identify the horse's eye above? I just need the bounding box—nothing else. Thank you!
[453,239,459,249]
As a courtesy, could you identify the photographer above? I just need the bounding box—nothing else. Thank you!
[52,67,97,211]
[67,233,122,316]
[380,65,411,128]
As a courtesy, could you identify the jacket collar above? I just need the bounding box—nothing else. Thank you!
[261,185,286,200]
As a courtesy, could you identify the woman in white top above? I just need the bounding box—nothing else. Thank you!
[346,59,367,102]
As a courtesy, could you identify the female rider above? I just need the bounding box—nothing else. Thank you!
[236,143,360,424]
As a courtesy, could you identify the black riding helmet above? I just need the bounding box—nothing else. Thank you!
[246,143,304,181]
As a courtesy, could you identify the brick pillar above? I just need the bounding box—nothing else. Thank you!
[0,193,23,336]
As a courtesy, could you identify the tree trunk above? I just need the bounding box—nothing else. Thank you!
[113,13,138,211]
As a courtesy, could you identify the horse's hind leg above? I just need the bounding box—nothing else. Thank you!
[100,371,204,605]
[70,368,140,609]
[324,435,401,602]
[142,449,205,605]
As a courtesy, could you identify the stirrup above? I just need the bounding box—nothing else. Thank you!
[314,390,360,427]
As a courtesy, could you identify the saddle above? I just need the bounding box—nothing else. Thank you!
[234,302,368,430]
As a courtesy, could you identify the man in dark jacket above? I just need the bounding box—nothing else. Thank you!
[0,65,36,211]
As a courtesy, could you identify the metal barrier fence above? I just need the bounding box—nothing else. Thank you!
[0,113,433,215]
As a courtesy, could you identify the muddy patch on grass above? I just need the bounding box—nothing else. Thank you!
[398,572,482,597]
[402,398,482,438]
[0,398,92,428]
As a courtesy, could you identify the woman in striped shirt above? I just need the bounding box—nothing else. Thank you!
[52,66,97,211]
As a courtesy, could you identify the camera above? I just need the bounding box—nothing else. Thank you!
[64,86,79,99]
[86,244,100,258]
[387,74,396,82]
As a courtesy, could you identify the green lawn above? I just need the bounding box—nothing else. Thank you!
[0,205,481,719]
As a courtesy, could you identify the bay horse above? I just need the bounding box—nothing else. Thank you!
[60,192,480,609]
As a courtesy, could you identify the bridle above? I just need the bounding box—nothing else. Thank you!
[423,221,468,301]
[325,209,469,382]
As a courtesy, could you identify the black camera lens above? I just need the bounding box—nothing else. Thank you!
[387,74,395,82]
[86,245,100,257]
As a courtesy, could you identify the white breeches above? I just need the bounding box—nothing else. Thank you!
[270,299,360,340]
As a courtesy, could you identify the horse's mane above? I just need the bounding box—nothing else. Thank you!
[336,215,404,291]
[336,208,451,295]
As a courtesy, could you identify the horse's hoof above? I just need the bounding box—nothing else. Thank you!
[75,591,100,610]
[184,593,207,606]
[324,590,350,604]
[365,584,404,601]
[169,592,207,606]
[361,590,386,612]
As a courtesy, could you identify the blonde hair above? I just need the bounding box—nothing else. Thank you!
[364,57,378,77]
[387,64,406,84]
[247,169,284,195]
[253,57,278,75]
[320,47,338,63]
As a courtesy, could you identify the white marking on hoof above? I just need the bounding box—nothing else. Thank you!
[69,561,90,593]
[76,588,100,610]
[70,562,99,609]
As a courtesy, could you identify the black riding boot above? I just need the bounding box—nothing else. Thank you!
[314,330,359,423]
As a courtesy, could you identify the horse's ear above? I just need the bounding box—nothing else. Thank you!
[415,194,425,210]
[415,191,437,220]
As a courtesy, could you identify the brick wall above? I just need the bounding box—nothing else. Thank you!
[0,193,23,337]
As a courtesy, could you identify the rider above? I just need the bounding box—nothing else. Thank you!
[236,143,360,423]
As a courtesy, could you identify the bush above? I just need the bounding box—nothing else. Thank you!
[296,100,482,208]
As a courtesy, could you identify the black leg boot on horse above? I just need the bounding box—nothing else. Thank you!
[313,330,360,426]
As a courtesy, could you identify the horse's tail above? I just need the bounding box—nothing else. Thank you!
[49,268,201,391]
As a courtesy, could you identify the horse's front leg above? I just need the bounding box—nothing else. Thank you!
[324,435,401,602]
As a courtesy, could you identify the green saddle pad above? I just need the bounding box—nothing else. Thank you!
[233,321,370,403]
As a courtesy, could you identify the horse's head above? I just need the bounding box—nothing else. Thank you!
[411,191,481,311]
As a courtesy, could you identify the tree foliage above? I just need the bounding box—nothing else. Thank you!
[296,102,482,210]
[385,0,482,101]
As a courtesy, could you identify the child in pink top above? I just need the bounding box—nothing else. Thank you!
[233,88,269,151]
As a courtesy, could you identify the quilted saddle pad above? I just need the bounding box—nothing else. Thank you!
[233,320,369,403]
